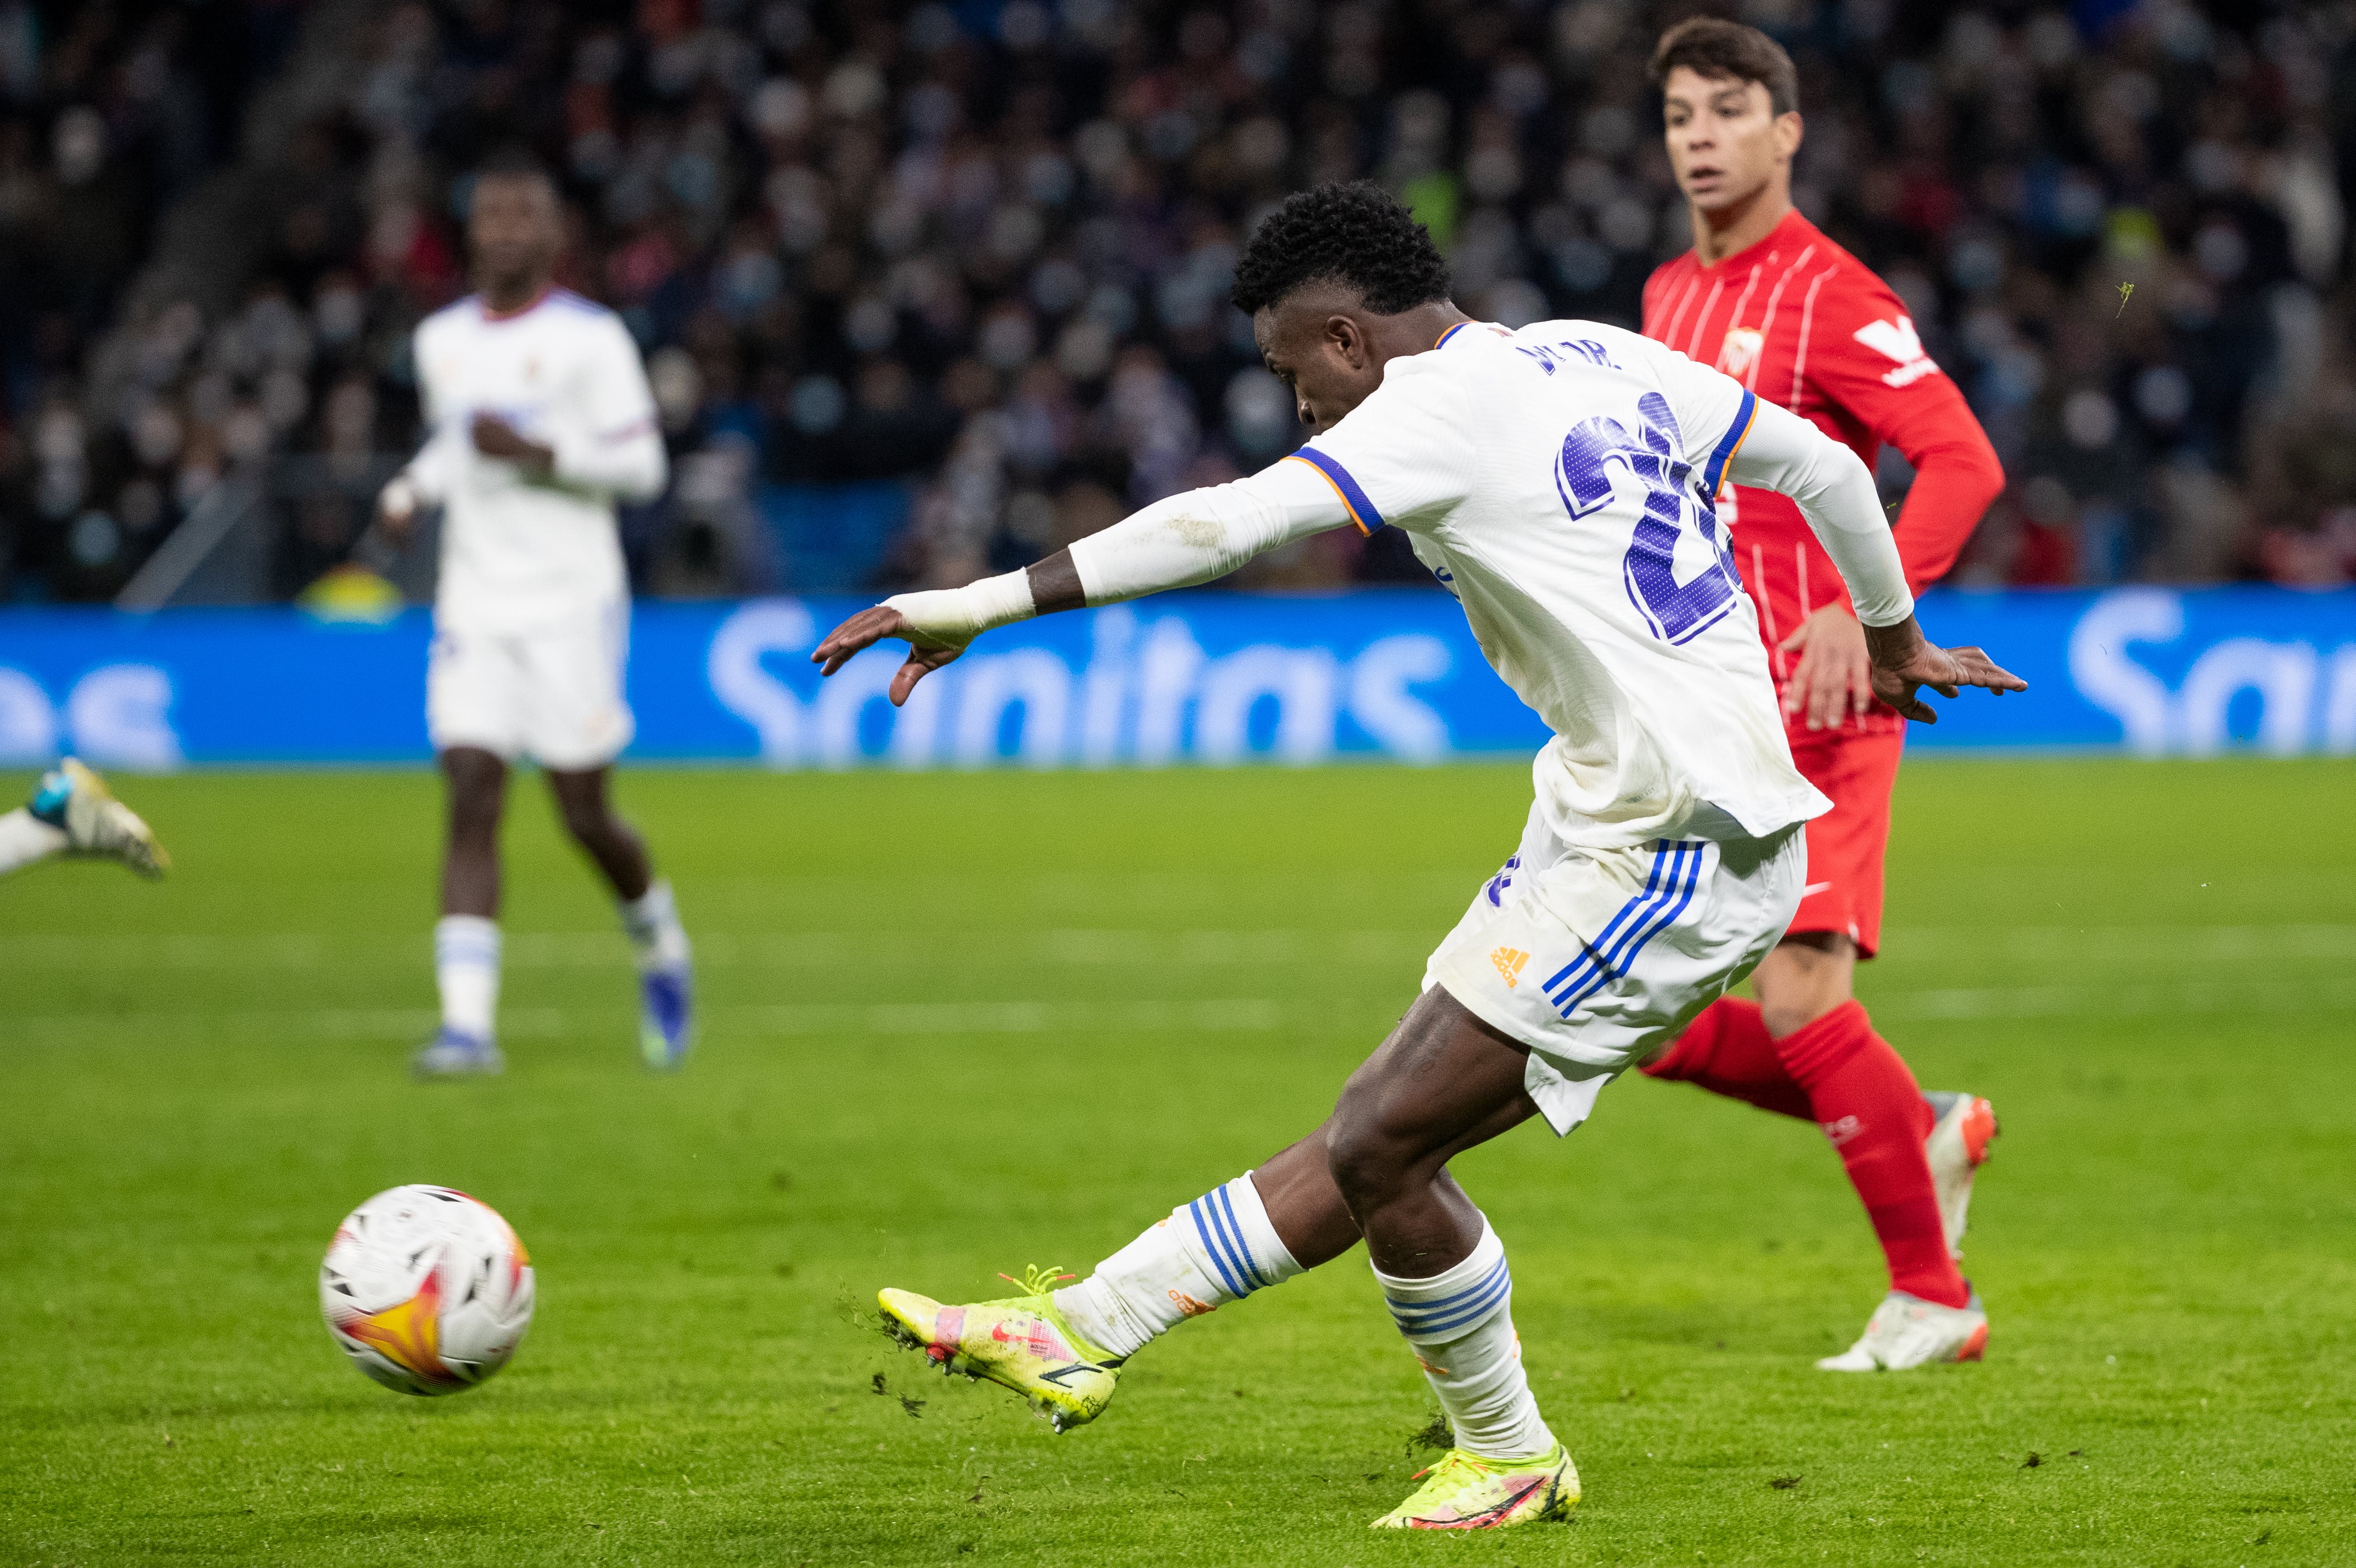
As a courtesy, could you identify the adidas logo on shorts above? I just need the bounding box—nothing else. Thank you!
[1490,947,1530,988]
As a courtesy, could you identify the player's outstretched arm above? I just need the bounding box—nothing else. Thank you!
[813,463,1354,705]
[1727,399,2025,724]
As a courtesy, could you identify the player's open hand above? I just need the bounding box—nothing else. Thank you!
[1862,615,2027,724]
[376,475,420,546]
[1780,603,1875,731]
[811,605,970,706]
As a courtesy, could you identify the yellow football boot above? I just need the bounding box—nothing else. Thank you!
[878,1267,1122,1433]
[36,758,167,878]
[1371,1442,1579,1530]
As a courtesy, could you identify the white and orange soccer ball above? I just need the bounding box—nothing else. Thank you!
[319,1185,536,1395]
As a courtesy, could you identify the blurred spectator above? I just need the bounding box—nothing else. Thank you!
[0,0,282,599]
[5,1,2356,600]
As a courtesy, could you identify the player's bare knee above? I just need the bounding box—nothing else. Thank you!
[1325,1079,1404,1207]
[556,798,612,845]
[441,756,505,841]
[1328,1069,1442,1209]
[1757,934,1855,1036]
[1764,979,1854,1035]
[1323,1126,1402,1212]
[545,771,621,846]
[1759,980,1840,1038]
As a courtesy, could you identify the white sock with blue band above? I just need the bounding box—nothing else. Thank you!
[620,878,690,973]
[434,915,501,1043]
[1054,1172,1303,1358]
[1371,1217,1555,1459]
[0,807,67,873]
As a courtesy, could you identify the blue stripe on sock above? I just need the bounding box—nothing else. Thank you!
[1188,1197,1248,1299]
[1383,1254,1511,1334]
[1401,1275,1513,1339]
[1384,1252,1510,1315]
[1385,1258,1513,1337]
[1389,1269,1511,1333]
[1211,1184,1267,1291]
[1202,1189,1256,1295]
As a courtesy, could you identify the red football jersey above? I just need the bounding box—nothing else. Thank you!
[1642,209,2004,734]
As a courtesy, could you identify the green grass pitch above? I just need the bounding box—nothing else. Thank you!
[3,757,2351,1566]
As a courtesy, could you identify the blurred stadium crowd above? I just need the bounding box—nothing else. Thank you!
[3,0,2354,605]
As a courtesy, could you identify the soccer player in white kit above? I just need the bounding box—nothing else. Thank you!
[815,184,2023,1531]
[378,152,691,1077]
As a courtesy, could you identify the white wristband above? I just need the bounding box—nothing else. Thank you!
[880,570,1036,643]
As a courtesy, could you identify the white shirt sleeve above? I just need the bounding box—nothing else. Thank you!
[1616,326,1753,481]
[549,317,667,503]
[1276,352,1478,536]
[1629,329,1914,627]
[401,322,453,504]
[1067,455,1352,605]
[1724,398,1914,627]
[1065,349,1480,604]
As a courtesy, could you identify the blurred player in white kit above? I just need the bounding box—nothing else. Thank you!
[378,150,690,1077]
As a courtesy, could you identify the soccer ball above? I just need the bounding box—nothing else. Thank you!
[319,1185,535,1395]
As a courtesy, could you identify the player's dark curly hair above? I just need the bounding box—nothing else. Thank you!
[1650,18,1799,116]
[1230,182,1452,317]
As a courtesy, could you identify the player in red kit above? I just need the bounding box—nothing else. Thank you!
[1634,19,2007,1370]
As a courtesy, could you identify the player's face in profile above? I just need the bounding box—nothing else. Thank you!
[468,173,560,289]
[1253,291,1383,436]
[1659,65,1799,214]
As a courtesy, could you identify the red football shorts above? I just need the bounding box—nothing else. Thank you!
[1788,726,1906,959]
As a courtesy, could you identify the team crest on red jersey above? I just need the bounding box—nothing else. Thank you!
[1717,326,1764,379]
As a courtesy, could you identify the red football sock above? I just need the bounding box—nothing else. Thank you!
[1640,997,1813,1121]
[1773,1001,1968,1309]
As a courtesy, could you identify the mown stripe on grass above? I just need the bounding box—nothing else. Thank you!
[13,975,2356,1043]
[4,998,1305,1042]
[7,923,2355,971]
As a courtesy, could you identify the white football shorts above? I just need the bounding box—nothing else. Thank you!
[426,603,635,771]
[1423,800,1805,1136]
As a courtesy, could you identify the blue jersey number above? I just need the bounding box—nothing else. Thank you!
[1554,391,1741,645]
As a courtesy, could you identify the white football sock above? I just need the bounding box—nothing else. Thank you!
[1054,1172,1303,1358]
[1372,1218,1555,1460]
[619,878,690,973]
[435,915,501,1041]
[0,808,67,874]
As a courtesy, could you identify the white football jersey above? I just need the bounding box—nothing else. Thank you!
[405,289,666,634]
[1292,320,1829,847]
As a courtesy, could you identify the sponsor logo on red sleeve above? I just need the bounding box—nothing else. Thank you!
[1853,316,1944,387]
